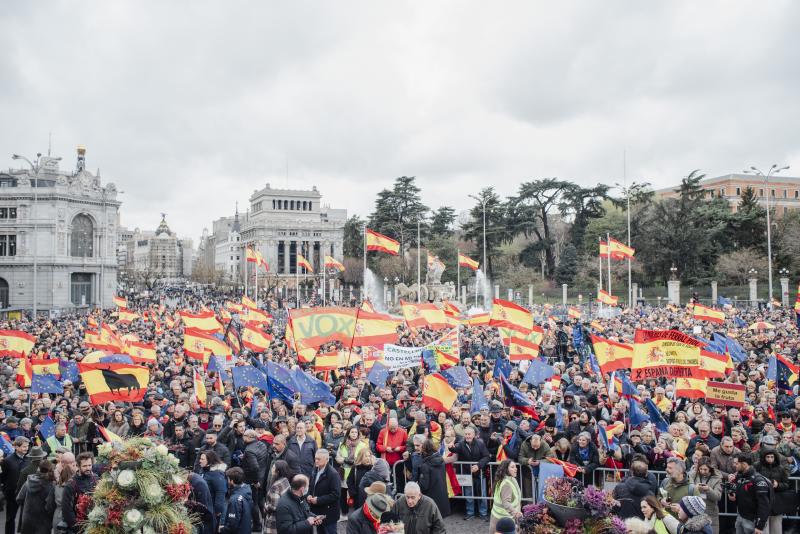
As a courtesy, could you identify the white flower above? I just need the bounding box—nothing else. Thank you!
[172,473,186,485]
[155,444,169,456]
[117,469,136,489]
[87,506,106,523]
[143,482,163,501]
[142,526,157,534]
[123,509,143,530]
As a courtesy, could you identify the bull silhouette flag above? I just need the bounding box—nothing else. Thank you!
[78,362,149,404]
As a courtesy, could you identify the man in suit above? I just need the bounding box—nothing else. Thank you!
[307,449,341,534]
[287,421,317,478]
[1,436,30,534]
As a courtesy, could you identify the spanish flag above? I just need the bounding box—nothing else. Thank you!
[288,307,358,349]
[463,313,489,326]
[244,307,272,325]
[314,351,339,372]
[214,374,225,395]
[0,330,36,357]
[245,247,259,263]
[179,310,223,334]
[400,301,448,331]
[693,304,725,324]
[631,329,703,381]
[608,237,635,259]
[15,358,32,387]
[361,300,376,313]
[544,458,579,478]
[794,283,800,312]
[599,241,610,258]
[501,326,543,361]
[117,308,140,324]
[84,331,116,353]
[324,255,345,272]
[351,310,401,347]
[508,340,540,361]
[568,307,582,320]
[422,373,458,412]
[597,290,618,306]
[489,299,533,335]
[225,328,241,355]
[78,363,149,404]
[297,254,314,273]
[125,341,157,364]
[457,252,479,271]
[429,328,460,368]
[183,328,233,363]
[675,377,707,399]
[590,335,634,373]
[194,368,207,406]
[242,322,273,352]
[113,295,127,308]
[590,320,605,332]
[697,349,728,379]
[98,425,124,443]
[241,295,257,310]
[226,301,244,314]
[31,358,61,377]
[366,228,400,256]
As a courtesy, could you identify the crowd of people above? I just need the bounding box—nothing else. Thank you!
[0,287,797,534]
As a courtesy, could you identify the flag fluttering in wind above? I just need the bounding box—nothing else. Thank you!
[366,228,400,255]
[324,255,345,272]
[693,304,725,324]
[458,252,479,271]
[297,254,313,273]
[422,373,458,412]
[78,363,149,404]
[0,330,36,358]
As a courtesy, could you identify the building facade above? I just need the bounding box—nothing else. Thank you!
[0,146,121,311]
[125,216,193,282]
[657,173,800,215]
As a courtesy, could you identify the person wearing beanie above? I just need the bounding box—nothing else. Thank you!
[355,458,391,509]
[494,517,516,534]
[346,492,394,534]
[662,495,712,534]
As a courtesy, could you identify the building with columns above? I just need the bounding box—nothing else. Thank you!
[0,146,121,312]
[125,215,193,281]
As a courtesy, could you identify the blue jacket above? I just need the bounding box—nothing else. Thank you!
[188,473,216,534]
[202,465,229,526]
[221,484,253,534]
[287,436,317,478]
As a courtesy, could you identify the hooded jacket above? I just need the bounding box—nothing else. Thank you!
[417,453,450,518]
[16,473,57,534]
[613,475,655,519]
[220,483,253,534]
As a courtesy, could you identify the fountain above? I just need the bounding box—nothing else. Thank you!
[364,268,387,311]
[475,269,493,308]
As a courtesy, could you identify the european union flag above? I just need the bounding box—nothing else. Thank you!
[493,357,511,380]
[629,397,650,427]
[39,416,55,440]
[708,333,728,355]
[0,434,13,456]
[470,379,488,414]
[500,376,538,418]
[620,373,638,397]
[767,356,778,382]
[554,402,564,430]
[59,360,79,383]
[421,349,439,373]
[100,354,134,364]
[588,351,602,377]
[292,368,335,405]
[522,360,554,386]
[442,366,471,389]
[366,361,390,387]
[208,355,230,382]
[725,336,747,363]
[645,398,669,432]
[31,374,63,394]
[717,296,732,307]
[733,316,747,329]
[776,357,797,392]
[231,365,269,390]
[266,361,298,404]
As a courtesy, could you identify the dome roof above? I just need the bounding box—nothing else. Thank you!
[155,214,172,236]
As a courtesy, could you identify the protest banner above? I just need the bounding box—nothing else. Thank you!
[632,329,703,381]
[705,382,746,408]
[383,344,423,370]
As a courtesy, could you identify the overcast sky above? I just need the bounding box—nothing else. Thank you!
[2,1,799,240]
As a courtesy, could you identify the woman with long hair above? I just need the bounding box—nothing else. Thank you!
[198,450,227,531]
[16,460,56,534]
[338,426,367,515]
[51,453,75,534]
[490,459,522,533]
[263,460,293,534]
[688,457,722,533]
[128,409,146,437]
[637,496,669,534]
[350,447,377,509]
[106,409,129,438]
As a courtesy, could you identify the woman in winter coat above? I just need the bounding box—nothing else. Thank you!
[416,439,450,518]
[263,460,292,534]
[568,432,600,486]
[687,457,722,534]
[338,426,368,515]
[199,450,228,532]
[351,449,378,509]
[755,448,791,534]
[355,458,390,510]
[51,454,75,534]
[16,461,56,534]
[106,410,130,438]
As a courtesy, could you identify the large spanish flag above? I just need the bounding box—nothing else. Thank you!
[242,322,273,352]
[31,358,60,377]
[194,368,207,407]
[0,330,36,357]
[288,307,358,349]
[697,349,728,379]
[179,310,223,334]
[78,363,149,404]
[597,290,618,306]
[693,304,725,324]
[590,335,634,373]
[241,295,257,310]
[226,301,244,314]
[314,351,339,372]
[457,252,479,271]
[244,307,272,325]
[245,247,259,263]
[400,301,448,331]
[16,358,32,387]
[324,255,345,272]
[489,299,533,335]
[117,308,140,324]
[631,329,704,381]
[125,341,157,364]
[463,313,489,327]
[183,328,233,363]
[675,378,707,399]
[608,237,635,259]
[422,373,458,412]
[366,229,400,255]
[297,254,314,273]
[113,295,127,308]
[351,310,401,347]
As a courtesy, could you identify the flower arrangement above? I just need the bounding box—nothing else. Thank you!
[83,437,197,534]
[520,479,624,534]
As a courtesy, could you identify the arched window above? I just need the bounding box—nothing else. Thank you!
[0,277,8,308]
[71,214,94,257]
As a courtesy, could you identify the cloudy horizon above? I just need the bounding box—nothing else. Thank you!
[2,1,799,240]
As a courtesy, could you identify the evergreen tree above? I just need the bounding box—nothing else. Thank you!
[368,176,428,252]
[729,186,766,249]
[555,243,579,285]
[429,206,456,238]
[343,215,364,258]
[461,187,509,279]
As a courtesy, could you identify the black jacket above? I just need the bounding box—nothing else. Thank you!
[613,475,655,519]
[0,453,29,498]
[242,440,269,485]
[219,426,246,456]
[168,435,196,470]
[287,436,317,478]
[195,442,232,471]
[188,472,216,534]
[450,437,491,469]
[417,453,450,517]
[308,463,341,526]
[275,490,314,534]
[733,467,772,530]
[220,483,253,534]
[16,474,56,534]
[61,472,98,528]
[356,468,388,510]
[346,508,377,534]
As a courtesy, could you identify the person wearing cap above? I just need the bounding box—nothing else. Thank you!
[346,492,394,534]
[754,447,791,534]
[15,445,46,497]
[393,481,445,534]
[662,495,713,534]
[1,416,23,441]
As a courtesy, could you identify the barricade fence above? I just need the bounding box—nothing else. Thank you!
[391,460,800,520]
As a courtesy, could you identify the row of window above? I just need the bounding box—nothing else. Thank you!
[712,187,800,199]
[270,199,313,211]
[0,208,17,219]
[0,235,17,256]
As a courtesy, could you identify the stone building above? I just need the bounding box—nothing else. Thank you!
[125,215,193,282]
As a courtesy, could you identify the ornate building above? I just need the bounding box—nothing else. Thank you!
[0,146,121,312]
[125,215,193,281]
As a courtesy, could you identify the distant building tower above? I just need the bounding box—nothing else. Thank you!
[76,145,86,173]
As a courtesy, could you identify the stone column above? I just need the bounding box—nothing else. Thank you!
[507,288,514,301]
[461,285,466,304]
[780,277,790,307]
[667,280,681,305]
[562,284,568,305]
[711,281,718,304]
[494,284,500,299]
[528,284,534,307]
[631,283,639,305]
[748,278,758,306]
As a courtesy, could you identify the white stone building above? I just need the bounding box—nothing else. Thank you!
[125,216,193,282]
[0,146,121,311]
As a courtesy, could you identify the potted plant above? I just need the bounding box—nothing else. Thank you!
[542,477,588,525]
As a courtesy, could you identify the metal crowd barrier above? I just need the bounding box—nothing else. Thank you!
[389,460,800,521]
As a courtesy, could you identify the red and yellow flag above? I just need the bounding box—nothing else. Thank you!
[697,350,728,379]
[693,304,725,324]
[463,313,489,327]
[125,341,157,364]
[366,229,400,256]
[297,254,314,273]
[15,358,32,387]
[631,329,703,381]
[489,299,533,335]
[214,374,225,395]
[457,252,479,271]
[400,301,448,331]
[246,247,258,263]
[608,237,635,259]
[31,358,60,376]
[314,351,339,372]
[324,255,345,272]
[242,322,273,352]
[500,326,543,361]
[0,330,36,358]
[78,363,149,404]
[241,295,257,311]
[194,368,207,406]
[351,310,401,347]
[179,310,223,334]
[590,335,634,373]
[113,295,127,308]
[117,308,140,324]
[183,328,232,363]
[422,373,458,413]
[568,307,582,320]
[226,301,244,314]
[597,290,618,306]
[288,307,358,349]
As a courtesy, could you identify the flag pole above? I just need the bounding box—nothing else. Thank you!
[624,152,632,307]
[322,265,326,306]
[598,237,603,313]
[606,232,612,296]
[255,245,259,306]
[295,254,299,309]
[417,218,421,304]
[363,225,367,304]
[457,248,461,305]
[244,247,249,299]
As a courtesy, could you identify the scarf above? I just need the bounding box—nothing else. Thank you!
[362,502,380,532]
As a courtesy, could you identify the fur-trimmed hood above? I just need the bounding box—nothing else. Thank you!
[682,513,712,533]
[210,463,228,473]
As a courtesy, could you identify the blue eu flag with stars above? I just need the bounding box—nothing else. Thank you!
[231,365,269,390]
[32,374,63,394]
[292,368,335,405]
[367,361,390,387]
[265,361,298,405]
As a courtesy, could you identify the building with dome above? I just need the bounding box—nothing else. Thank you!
[124,215,193,282]
[0,146,121,313]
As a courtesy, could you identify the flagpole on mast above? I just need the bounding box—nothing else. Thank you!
[296,255,299,309]
[417,218,421,304]
[363,225,367,304]
[457,248,461,306]
[322,266,326,306]
[255,245,259,306]
[624,151,632,308]
[244,247,249,300]
[606,232,612,296]
[598,237,603,313]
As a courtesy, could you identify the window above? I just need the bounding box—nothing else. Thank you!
[290,200,295,210]
[784,189,788,198]
[759,189,764,197]
[0,208,15,219]
[736,187,741,195]
[771,189,776,197]
[0,278,8,308]
[272,200,276,209]
[70,273,92,306]
[236,256,239,260]
[71,214,94,257]
[252,202,262,213]
[720,188,725,196]
[0,235,16,256]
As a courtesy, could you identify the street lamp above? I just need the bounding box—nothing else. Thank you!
[779,267,789,276]
[669,265,677,281]
[744,164,790,308]
[468,193,489,309]
[748,268,758,278]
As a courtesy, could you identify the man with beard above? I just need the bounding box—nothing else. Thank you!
[168,423,196,469]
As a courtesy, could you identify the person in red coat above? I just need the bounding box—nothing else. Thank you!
[376,417,407,466]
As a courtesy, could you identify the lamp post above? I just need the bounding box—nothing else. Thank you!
[383,276,389,306]
[468,192,489,306]
[669,265,677,280]
[744,164,790,308]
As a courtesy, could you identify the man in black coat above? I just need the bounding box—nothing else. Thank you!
[168,423,196,470]
[613,461,655,519]
[194,431,232,472]
[242,430,269,531]
[449,427,490,520]
[287,421,317,478]
[62,452,99,533]
[276,475,322,534]
[0,436,30,534]
[307,450,341,534]
[271,434,301,486]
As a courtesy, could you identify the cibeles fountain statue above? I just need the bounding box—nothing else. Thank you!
[394,254,457,303]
